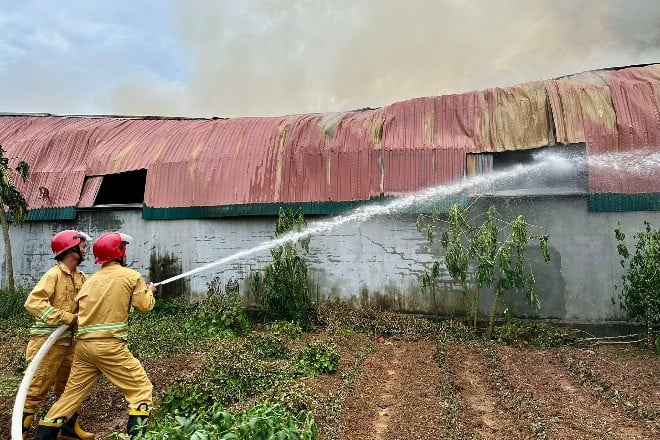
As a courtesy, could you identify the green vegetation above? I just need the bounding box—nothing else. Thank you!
[492,314,579,349]
[0,285,29,319]
[271,320,303,340]
[0,146,30,290]
[615,221,660,353]
[293,341,340,378]
[417,203,550,338]
[252,207,312,323]
[141,401,317,440]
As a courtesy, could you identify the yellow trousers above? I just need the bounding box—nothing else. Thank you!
[45,339,152,420]
[24,335,74,411]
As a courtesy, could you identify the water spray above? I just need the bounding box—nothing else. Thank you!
[12,149,658,439]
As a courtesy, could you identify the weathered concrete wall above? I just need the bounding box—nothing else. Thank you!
[1,196,657,322]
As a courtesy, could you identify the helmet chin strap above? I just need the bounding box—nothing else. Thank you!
[71,246,84,266]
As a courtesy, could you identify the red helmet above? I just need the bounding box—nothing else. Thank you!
[93,232,133,264]
[51,230,91,259]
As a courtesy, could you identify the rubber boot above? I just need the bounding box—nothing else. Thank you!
[36,418,64,440]
[22,410,36,438]
[58,413,95,440]
[126,405,150,439]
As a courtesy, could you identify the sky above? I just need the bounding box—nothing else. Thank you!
[0,0,658,119]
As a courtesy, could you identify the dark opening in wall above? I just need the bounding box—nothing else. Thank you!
[94,169,147,205]
[467,144,588,196]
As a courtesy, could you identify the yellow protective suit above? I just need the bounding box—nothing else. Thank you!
[42,262,156,422]
[23,263,87,411]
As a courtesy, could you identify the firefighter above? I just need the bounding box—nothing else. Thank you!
[35,232,156,440]
[22,230,94,440]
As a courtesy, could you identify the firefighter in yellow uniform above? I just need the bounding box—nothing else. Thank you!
[36,232,156,440]
[22,230,94,440]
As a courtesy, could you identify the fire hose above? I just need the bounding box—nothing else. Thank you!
[11,324,69,440]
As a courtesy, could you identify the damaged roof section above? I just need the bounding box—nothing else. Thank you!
[0,63,658,219]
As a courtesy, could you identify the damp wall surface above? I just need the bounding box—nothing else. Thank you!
[1,195,658,323]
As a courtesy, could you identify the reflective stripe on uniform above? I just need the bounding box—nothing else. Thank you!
[29,322,73,338]
[76,321,128,334]
[39,305,56,321]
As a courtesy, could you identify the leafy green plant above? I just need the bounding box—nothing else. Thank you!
[271,320,303,340]
[252,207,312,323]
[615,221,660,353]
[245,333,290,359]
[293,341,340,377]
[153,382,211,419]
[142,401,317,439]
[417,203,551,338]
[262,380,316,415]
[195,276,250,335]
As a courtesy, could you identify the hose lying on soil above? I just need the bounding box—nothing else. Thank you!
[11,324,68,440]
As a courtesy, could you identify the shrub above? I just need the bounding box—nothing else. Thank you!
[195,276,250,335]
[293,341,340,377]
[199,340,292,404]
[615,221,660,352]
[262,380,316,415]
[271,320,303,340]
[245,333,290,359]
[0,285,29,319]
[416,204,551,338]
[253,208,312,323]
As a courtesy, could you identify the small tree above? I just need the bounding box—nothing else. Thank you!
[614,221,660,352]
[253,207,311,323]
[0,146,30,290]
[418,203,550,337]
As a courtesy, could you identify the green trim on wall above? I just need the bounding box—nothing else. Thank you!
[142,195,467,220]
[589,193,660,212]
[5,207,77,221]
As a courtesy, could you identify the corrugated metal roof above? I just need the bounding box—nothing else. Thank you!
[1,63,659,218]
[591,65,660,195]
[486,80,554,152]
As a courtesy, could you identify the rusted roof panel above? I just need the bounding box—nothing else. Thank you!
[544,72,617,149]
[381,94,489,152]
[485,81,554,152]
[592,65,660,193]
[78,177,103,208]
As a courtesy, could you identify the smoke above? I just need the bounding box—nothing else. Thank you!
[110,0,660,118]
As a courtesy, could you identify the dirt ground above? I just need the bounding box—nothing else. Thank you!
[2,337,658,440]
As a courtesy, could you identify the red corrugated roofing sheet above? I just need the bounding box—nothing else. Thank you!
[1,64,659,214]
[592,65,660,193]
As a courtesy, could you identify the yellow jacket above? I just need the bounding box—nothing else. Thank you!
[24,263,87,338]
[75,262,155,340]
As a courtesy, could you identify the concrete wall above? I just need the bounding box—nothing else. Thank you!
[1,196,658,323]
